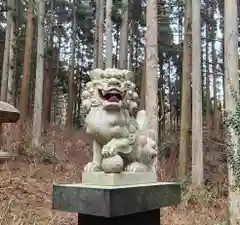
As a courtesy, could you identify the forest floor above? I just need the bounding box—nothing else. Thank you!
[0,128,229,225]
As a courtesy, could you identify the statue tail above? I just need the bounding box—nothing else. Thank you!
[136,110,157,142]
[136,110,148,131]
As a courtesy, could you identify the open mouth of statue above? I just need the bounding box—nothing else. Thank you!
[99,89,123,103]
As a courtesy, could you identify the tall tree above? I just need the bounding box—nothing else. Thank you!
[106,0,113,68]
[93,0,100,68]
[7,0,16,105]
[146,0,158,170]
[224,0,240,223]
[179,0,192,178]
[210,1,218,131]
[191,0,203,186]
[32,0,45,147]
[19,0,34,124]
[119,0,128,69]
[128,18,134,71]
[1,0,11,101]
[205,2,211,133]
[66,0,77,129]
[43,0,55,132]
[98,0,104,69]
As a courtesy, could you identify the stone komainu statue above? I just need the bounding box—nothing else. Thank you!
[81,68,157,173]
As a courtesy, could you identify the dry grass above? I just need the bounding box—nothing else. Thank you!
[161,187,227,225]
[0,126,229,225]
[0,161,78,224]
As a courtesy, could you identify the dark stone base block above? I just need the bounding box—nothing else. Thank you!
[52,182,180,218]
[78,209,160,225]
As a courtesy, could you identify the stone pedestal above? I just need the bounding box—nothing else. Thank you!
[52,175,181,225]
[82,171,157,186]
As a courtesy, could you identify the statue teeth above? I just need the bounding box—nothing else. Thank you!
[102,90,107,96]
[103,89,122,96]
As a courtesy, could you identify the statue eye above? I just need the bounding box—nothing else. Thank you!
[131,83,136,89]
[152,144,157,149]
[128,90,133,96]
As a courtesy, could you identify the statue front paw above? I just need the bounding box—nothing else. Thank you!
[84,161,103,172]
[102,144,118,158]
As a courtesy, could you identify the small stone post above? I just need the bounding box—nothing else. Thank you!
[0,101,20,162]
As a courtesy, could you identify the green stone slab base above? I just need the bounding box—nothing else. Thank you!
[52,182,181,218]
